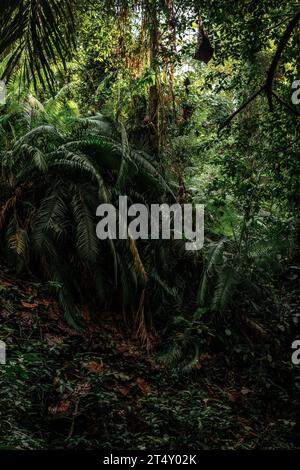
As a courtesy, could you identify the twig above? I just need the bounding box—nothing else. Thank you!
[219,10,300,131]
[266,10,300,111]
[66,400,79,442]
[272,90,300,117]
[219,85,266,131]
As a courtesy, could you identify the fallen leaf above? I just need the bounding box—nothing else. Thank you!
[45,334,65,347]
[225,386,238,402]
[48,400,71,414]
[116,386,130,397]
[74,383,92,396]
[21,301,38,309]
[241,387,252,396]
[136,378,151,395]
[83,361,105,373]
[48,305,60,320]
[82,305,91,321]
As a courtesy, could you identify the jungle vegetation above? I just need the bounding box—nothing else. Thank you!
[0,0,299,450]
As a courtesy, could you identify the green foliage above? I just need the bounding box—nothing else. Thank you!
[0,0,76,91]
[0,0,300,452]
[0,84,196,330]
[0,274,298,450]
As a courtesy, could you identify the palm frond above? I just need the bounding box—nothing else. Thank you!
[0,0,76,91]
[71,190,99,264]
[212,265,238,312]
[9,227,29,259]
[197,238,227,306]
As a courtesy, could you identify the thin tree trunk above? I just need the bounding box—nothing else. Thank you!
[146,0,161,156]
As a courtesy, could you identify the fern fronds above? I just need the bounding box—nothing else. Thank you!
[71,191,99,264]
[9,227,28,259]
[212,265,237,312]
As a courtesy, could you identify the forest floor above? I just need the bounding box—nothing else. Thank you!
[0,258,299,450]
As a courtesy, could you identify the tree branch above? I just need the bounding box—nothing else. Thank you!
[220,10,300,131]
[266,10,300,111]
[219,85,266,131]
[272,91,300,117]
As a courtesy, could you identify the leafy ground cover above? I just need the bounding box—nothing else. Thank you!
[0,258,299,450]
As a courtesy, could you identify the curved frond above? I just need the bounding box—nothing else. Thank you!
[0,0,76,91]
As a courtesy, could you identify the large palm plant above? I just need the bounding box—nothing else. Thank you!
[0,87,196,344]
